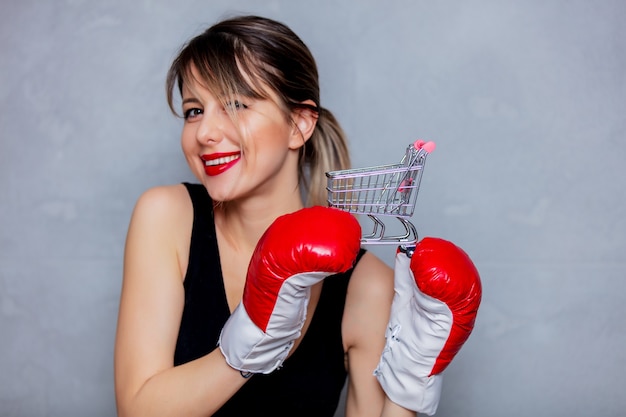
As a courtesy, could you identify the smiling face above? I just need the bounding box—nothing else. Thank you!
[166,16,327,206]
[180,69,308,205]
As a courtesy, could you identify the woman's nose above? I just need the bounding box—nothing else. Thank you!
[196,110,226,144]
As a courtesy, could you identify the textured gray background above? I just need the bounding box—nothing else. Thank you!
[1,1,625,416]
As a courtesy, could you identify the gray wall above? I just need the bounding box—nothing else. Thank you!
[1,1,625,416]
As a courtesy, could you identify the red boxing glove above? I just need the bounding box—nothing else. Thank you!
[375,237,482,415]
[219,206,361,374]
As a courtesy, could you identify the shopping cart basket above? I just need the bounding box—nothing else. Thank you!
[326,140,435,245]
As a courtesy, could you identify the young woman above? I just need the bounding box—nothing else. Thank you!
[114,15,397,417]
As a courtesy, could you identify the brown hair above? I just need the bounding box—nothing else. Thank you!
[166,15,351,206]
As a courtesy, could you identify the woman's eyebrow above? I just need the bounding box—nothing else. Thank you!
[182,97,201,106]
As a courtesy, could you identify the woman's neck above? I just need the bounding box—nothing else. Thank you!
[213,188,305,253]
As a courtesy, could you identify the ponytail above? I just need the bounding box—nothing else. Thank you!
[301,107,351,207]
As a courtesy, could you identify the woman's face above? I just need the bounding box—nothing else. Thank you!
[180,70,306,204]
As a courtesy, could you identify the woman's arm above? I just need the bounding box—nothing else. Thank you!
[342,251,395,417]
[343,251,421,417]
[381,398,418,417]
[114,186,247,417]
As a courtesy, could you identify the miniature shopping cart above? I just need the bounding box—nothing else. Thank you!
[326,140,435,245]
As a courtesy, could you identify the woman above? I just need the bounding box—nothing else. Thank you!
[114,15,397,416]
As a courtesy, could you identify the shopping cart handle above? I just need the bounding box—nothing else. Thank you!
[413,140,436,153]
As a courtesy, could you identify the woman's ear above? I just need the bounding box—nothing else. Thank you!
[289,100,319,150]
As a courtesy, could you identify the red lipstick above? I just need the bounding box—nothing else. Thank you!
[201,152,241,176]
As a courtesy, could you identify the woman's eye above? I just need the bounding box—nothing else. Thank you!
[226,100,248,110]
[184,108,203,120]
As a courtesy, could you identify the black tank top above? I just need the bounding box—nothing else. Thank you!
[174,183,365,416]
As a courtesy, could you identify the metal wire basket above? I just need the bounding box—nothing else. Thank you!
[326,140,435,245]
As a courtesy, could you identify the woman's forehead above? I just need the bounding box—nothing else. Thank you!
[182,61,281,105]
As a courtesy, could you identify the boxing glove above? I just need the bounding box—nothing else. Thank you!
[219,206,361,374]
[374,237,482,415]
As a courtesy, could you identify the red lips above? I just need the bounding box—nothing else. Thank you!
[201,151,241,176]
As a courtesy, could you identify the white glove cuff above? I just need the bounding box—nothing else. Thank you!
[218,303,293,374]
[376,359,443,416]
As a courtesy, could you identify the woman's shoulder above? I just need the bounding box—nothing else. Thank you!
[343,250,394,323]
[132,184,191,217]
[342,250,394,352]
[351,251,394,295]
[128,184,193,238]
